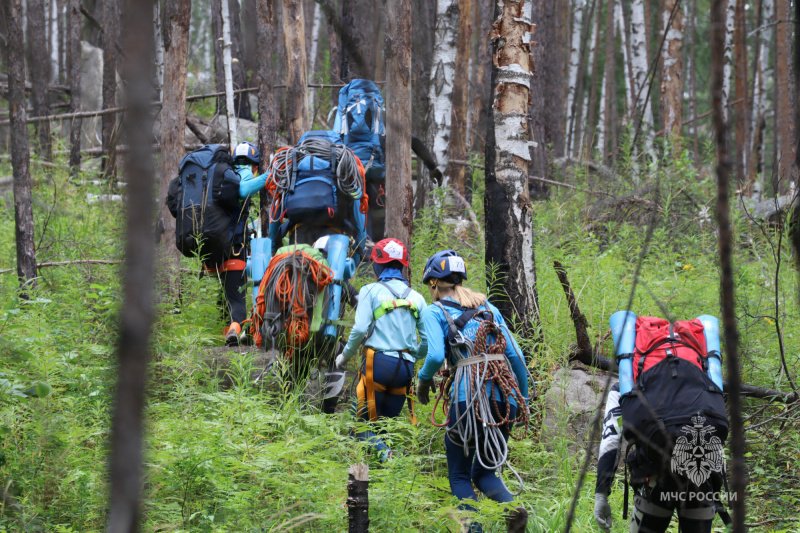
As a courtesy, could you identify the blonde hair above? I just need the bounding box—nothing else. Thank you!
[430,280,487,309]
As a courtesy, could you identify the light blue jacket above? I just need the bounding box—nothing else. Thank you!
[417,298,529,404]
[341,269,428,363]
[235,165,268,199]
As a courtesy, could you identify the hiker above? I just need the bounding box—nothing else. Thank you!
[415,249,530,532]
[334,238,427,461]
[595,313,729,533]
[166,141,267,346]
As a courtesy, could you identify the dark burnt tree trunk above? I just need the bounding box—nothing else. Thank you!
[529,0,548,197]
[340,0,376,80]
[485,0,540,336]
[468,0,492,156]
[242,0,258,87]
[102,0,120,180]
[710,1,747,531]
[775,0,798,192]
[27,0,52,161]
[3,0,38,293]
[384,0,413,246]
[257,0,278,234]
[67,0,81,178]
[602,0,617,163]
[227,0,252,120]
[445,0,472,197]
[540,0,568,162]
[412,0,436,148]
[732,0,749,189]
[282,0,307,143]
[106,0,156,529]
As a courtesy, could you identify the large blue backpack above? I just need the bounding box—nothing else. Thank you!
[166,144,243,265]
[283,130,344,225]
[334,79,385,182]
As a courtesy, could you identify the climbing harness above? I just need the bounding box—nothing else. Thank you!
[430,301,530,488]
[356,348,417,424]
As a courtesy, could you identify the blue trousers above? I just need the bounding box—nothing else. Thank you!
[445,401,516,504]
[354,351,414,455]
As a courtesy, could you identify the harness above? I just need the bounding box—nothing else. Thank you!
[356,281,419,424]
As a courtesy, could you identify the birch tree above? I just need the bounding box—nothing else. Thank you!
[154,0,164,99]
[750,0,774,182]
[220,0,237,145]
[485,0,540,334]
[775,0,797,191]
[307,0,321,117]
[427,0,459,177]
[565,0,586,156]
[282,0,307,143]
[630,0,654,152]
[49,0,59,81]
[66,0,81,178]
[733,0,749,187]
[158,0,192,282]
[27,0,52,160]
[102,0,120,178]
[582,0,603,158]
[384,0,413,246]
[600,0,618,160]
[3,0,38,292]
[722,0,734,121]
[660,0,684,138]
[616,1,634,122]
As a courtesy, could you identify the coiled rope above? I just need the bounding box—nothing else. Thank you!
[251,246,333,356]
[431,319,530,486]
[265,137,369,223]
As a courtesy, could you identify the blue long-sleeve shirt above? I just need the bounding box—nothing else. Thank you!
[341,270,428,363]
[235,165,268,199]
[417,298,529,404]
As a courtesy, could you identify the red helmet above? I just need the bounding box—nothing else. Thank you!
[371,238,409,267]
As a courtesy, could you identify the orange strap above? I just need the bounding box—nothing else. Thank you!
[356,348,417,424]
[204,258,246,274]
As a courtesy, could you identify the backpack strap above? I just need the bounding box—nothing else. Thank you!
[366,282,418,340]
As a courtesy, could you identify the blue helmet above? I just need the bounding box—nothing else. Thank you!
[233,141,261,165]
[422,249,468,284]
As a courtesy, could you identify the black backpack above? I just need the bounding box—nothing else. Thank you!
[166,144,242,266]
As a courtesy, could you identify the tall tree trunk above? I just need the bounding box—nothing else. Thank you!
[106,0,156,529]
[467,0,491,154]
[686,0,699,161]
[28,0,52,161]
[710,4,747,531]
[66,0,81,178]
[565,0,586,156]
[49,0,59,82]
[582,0,603,159]
[529,0,550,192]
[257,0,278,235]
[282,0,307,143]
[412,0,436,143]
[428,0,459,177]
[602,0,617,162]
[158,0,191,292]
[722,0,734,122]
[307,0,321,120]
[58,0,66,82]
[226,0,252,120]
[340,0,376,80]
[242,0,258,87]
[384,0,413,246]
[660,0,684,139]
[775,0,798,192]
[733,0,749,189]
[102,0,120,180]
[154,0,164,100]
[616,1,634,123]
[630,0,654,153]
[444,0,472,197]
[750,0,773,186]
[485,0,539,335]
[220,0,238,145]
[3,0,38,293]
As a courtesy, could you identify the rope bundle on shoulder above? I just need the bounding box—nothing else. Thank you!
[432,318,530,472]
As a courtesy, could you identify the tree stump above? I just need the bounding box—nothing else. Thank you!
[347,463,369,532]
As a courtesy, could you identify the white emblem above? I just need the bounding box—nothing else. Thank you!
[448,256,466,273]
[671,415,725,487]
[383,240,405,260]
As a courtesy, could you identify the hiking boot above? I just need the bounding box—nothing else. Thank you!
[224,322,242,346]
[506,506,528,533]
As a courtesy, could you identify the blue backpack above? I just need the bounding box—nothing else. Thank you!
[166,144,243,265]
[334,79,385,182]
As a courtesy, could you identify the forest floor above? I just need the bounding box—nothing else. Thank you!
[0,150,798,531]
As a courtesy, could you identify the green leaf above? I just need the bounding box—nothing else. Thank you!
[24,381,52,398]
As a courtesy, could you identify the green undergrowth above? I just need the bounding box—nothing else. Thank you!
[0,148,797,531]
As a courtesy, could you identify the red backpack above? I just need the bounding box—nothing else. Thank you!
[632,316,708,383]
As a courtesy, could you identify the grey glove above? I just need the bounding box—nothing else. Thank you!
[594,492,612,531]
[416,379,434,405]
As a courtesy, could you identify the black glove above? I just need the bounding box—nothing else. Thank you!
[416,379,434,405]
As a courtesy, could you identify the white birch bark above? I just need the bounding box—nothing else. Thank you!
[579,7,599,155]
[220,0,237,145]
[49,0,58,82]
[566,0,585,156]
[722,0,734,122]
[616,1,634,122]
[308,1,321,117]
[630,0,654,153]
[154,1,165,100]
[598,65,607,153]
[428,0,459,175]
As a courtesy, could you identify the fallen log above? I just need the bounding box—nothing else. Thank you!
[553,261,798,403]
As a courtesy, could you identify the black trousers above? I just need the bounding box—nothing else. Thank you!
[223,269,246,324]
